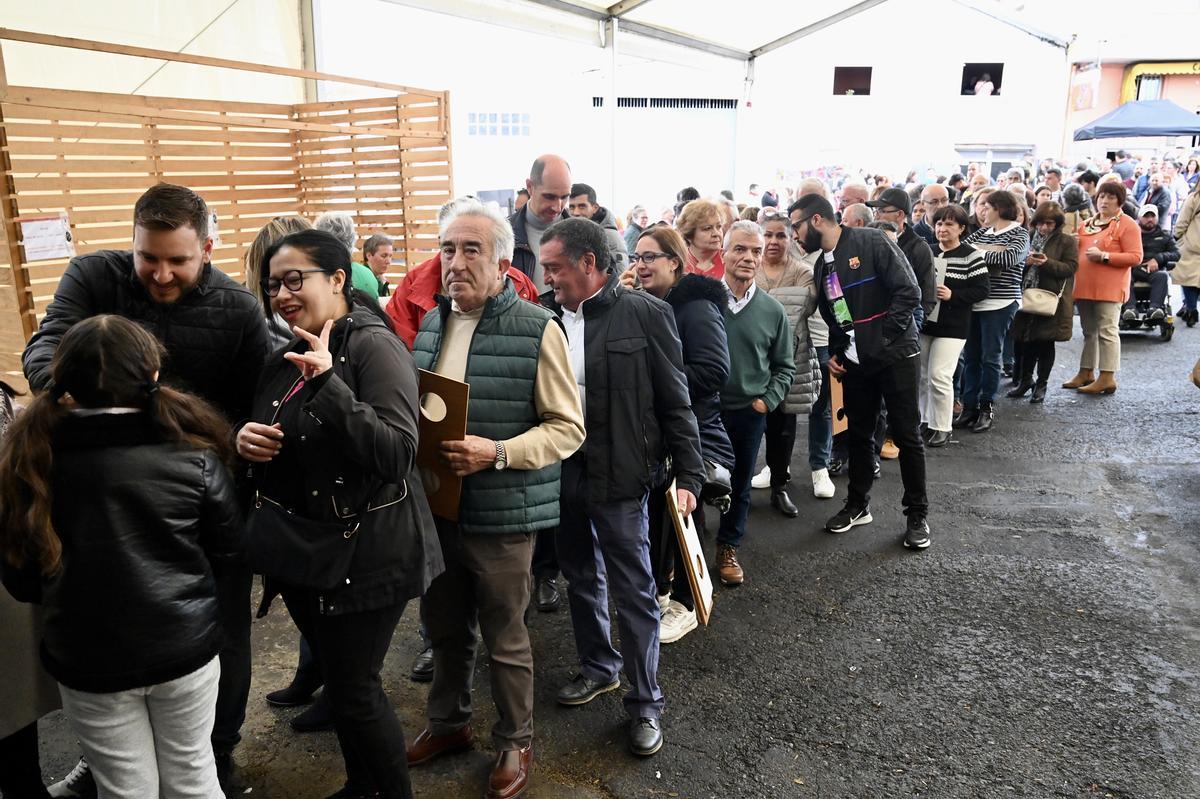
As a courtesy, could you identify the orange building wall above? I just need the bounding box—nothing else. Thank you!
[1163,73,1200,111]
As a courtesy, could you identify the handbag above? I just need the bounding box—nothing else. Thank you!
[1021,286,1062,316]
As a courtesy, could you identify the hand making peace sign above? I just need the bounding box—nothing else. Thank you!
[283,320,334,380]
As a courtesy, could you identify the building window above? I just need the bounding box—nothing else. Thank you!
[962,63,1003,96]
[832,67,872,96]
[1136,75,1163,101]
[468,112,529,136]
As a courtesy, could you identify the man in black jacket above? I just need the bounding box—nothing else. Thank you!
[21,183,269,795]
[792,194,931,551]
[1123,204,1180,320]
[540,217,704,758]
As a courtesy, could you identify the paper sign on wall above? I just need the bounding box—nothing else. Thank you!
[19,214,75,262]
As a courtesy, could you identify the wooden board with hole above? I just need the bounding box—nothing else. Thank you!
[666,480,714,627]
[830,374,848,435]
[415,369,469,522]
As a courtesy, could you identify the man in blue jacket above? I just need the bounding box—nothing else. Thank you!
[791,194,931,551]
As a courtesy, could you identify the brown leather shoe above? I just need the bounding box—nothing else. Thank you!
[406,725,473,766]
[716,544,743,586]
[486,745,531,799]
[1076,370,1117,395]
[879,438,899,460]
[1062,369,1095,389]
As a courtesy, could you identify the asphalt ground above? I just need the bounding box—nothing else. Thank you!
[37,301,1200,799]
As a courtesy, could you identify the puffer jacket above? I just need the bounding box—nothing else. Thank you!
[1011,229,1078,343]
[1173,192,1200,288]
[757,259,821,414]
[663,274,734,469]
[247,307,442,615]
[1,412,243,693]
[23,250,269,424]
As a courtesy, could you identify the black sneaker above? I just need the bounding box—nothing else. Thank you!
[48,757,96,799]
[826,504,873,534]
[828,458,845,476]
[904,517,931,550]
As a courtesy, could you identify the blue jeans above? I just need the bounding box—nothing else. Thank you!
[718,407,770,549]
[556,456,662,720]
[808,346,832,470]
[961,302,1019,408]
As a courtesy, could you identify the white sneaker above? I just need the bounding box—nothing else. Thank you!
[751,465,771,489]
[659,600,698,644]
[656,592,671,615]
[812,469,835,499]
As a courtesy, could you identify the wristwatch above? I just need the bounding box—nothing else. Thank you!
[1102,252,1110,263]
[493,440,508,470]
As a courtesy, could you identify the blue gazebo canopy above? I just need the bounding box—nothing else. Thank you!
[1074,99,1200,141]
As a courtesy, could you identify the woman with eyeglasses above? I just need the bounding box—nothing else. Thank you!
[238,229,442,799]
[1007,202,1078,404]
[1063,181,1142,396]
[749,209,821,512]
[631,226,733,645]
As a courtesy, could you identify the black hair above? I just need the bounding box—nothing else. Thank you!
[677,186,700,203]
[932,203,969,228]
[949,173,966,185]
[516,188,530,198]
[1045,167,1063,178]
[1078,170,1100,186]
[789,194,835,221]
[260,229,395,333]
[719,189,735,202]
[134,183,209,237]
[570,183,597,204]
[540,217,612,273]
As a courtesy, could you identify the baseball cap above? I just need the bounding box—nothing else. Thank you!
[865,187,912,215]
[1138,204,1159,218]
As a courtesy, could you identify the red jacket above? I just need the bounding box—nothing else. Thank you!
[385,253,542,348]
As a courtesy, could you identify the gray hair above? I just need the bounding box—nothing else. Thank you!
[363,233,393,258]
[723,219,764,249]
[797,177,829,199]
[313,211,357,254]
[842,203,874,226]
[439,199,515,263]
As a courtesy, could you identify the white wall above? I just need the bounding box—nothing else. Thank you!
[0,0,305,103]
[313,0,747,217]
[740,0,1070,193]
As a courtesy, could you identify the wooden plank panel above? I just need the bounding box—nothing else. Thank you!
[7,140,294,158]
[14,173,299,190]
[5,84,295,117]
[3,121,297,143]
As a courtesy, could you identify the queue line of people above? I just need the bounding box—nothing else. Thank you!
[4,147,1192,799]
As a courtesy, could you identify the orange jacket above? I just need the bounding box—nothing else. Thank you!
[384,253,542,348]
[1073,214,1143,303]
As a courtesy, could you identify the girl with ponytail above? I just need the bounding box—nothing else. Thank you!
[0,314,242,799]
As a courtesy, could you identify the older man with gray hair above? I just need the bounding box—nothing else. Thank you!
[406,199,584,799]
[313,210,382,298]
[841,203,875,228]
[716,220,795,586]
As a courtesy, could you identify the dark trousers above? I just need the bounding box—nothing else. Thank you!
[212,562,252,756]
[843,355,928,519]
[1016,339,1056,384]
[808,345,833,470]
[0,722,49,798]
[763,407,797,490]
[424,518,534,750]
[556,455,663,719]
[717,407,769,549]
[646,479,696,612]
[1182,285,1199,311]
[531,526,558,580]
[962,302,1019,408]
[283,592,411,798]
[1126,268,1170,308]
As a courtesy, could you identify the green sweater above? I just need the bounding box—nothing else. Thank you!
[351,262,380,298]
[720,287,796,411]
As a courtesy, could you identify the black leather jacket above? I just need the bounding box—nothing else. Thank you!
[542,274,705,501]
[1,412,243,693]
[23,250,269,424]
[247,308,443,615]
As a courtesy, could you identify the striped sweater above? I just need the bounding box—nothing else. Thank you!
[922,243,991,339]
[963,223,1029,309]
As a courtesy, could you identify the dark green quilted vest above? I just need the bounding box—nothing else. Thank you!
[412,283,562,534]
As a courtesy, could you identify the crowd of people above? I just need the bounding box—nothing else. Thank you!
[1,145,1199,799]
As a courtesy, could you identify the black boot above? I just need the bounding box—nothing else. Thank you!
[952,407,979,429]
[971,402,994,433]
[1006,378,1033,398]
[1030,382,1048,404]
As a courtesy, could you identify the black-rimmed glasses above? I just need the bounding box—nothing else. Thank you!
[265,268,325,297]
[630,252,671,265]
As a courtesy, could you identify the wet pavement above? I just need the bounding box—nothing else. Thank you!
[38,310,1200,798]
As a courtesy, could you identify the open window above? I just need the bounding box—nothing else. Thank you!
[962,63,1003,95]
[832,67,872,96]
